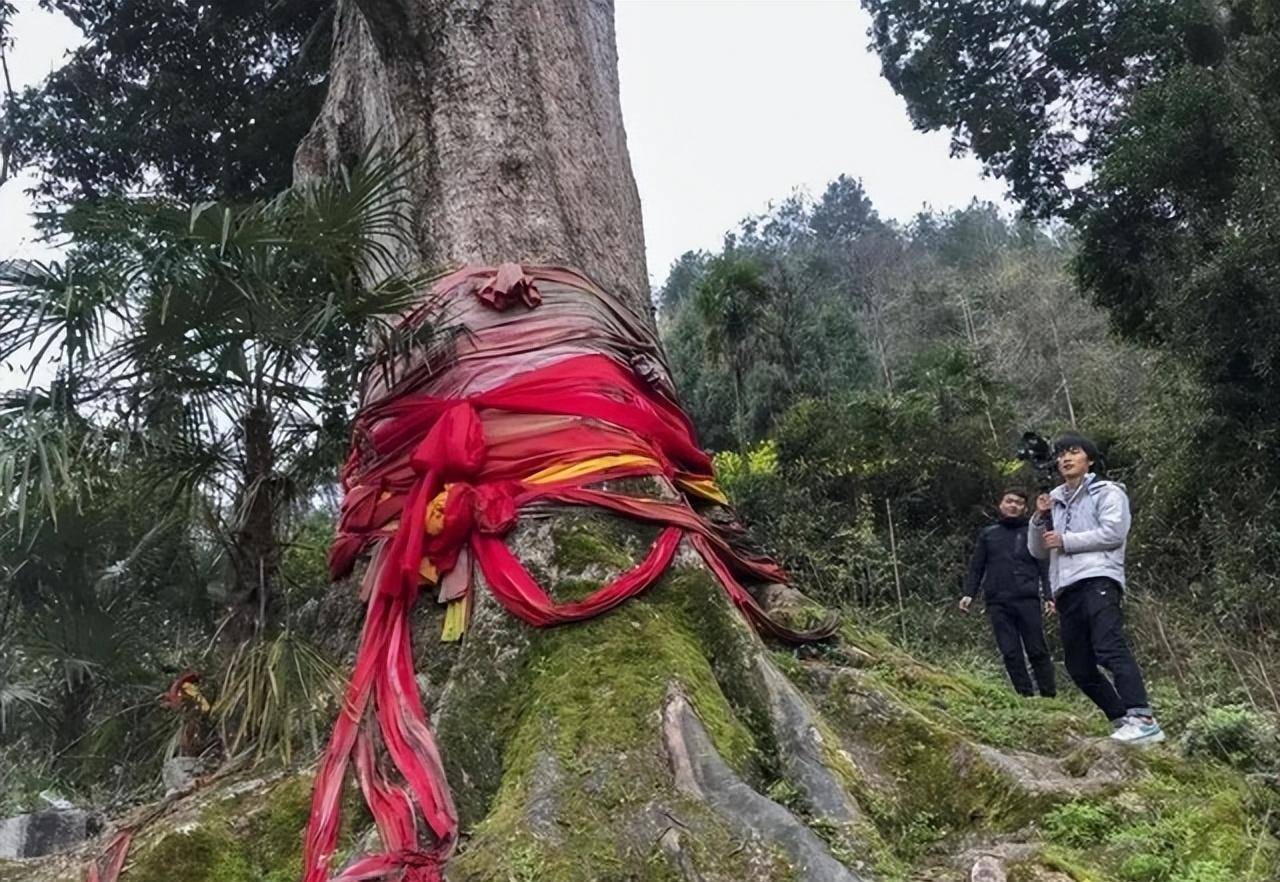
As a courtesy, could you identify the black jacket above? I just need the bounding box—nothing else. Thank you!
[965,516,1050,603]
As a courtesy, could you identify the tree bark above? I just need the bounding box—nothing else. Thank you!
[228,403,280,639]
[294,0,650,314]
[298,3,871,879]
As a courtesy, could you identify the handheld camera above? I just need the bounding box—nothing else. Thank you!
[1016,431,1058,491]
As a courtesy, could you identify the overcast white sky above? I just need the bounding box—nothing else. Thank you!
[0,0,1009,285]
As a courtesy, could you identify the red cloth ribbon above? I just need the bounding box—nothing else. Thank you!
[472,262,542,311]
[90,266,828,882]
[303,348,834,882]
[85,829,132,882]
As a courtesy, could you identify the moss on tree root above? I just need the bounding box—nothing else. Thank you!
[99,772,371,882]
[12,509,1278,882]
[446,565,791,881]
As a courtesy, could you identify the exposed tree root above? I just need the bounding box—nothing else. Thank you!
[754,656,866,827]
[662,687,868,882]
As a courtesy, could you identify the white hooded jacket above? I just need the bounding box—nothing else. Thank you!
[1027,473,1130,597]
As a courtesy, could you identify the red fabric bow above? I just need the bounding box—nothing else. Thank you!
[473,262,542,310]
[303,350,834,882]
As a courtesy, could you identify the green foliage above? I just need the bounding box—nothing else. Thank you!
[655,249,711,314]
[214,632,343,766]
[1170,862,1235,882]
[864,0,1280,632]
[0,149,432,633]
[1182,705,1279,772]
[6,0,331,208]
[714,345,1013,612]
[1034,759,1280,882]
[1077,50,1280,483]
[663,189,879,450]
[279,508,336,609]
[0,152,435,803]
[861,0,1203,219]
[692,254,771,447]
[1043,800,1118,848]
[711,439,778,494]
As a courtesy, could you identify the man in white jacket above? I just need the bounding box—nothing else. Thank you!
[1028,432,1165,745]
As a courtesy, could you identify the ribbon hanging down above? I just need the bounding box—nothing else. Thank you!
[301,264,837,882]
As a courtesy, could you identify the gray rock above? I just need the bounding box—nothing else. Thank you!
[970,854,1007,882]
[162,756,212,796]
[0,809,93,858]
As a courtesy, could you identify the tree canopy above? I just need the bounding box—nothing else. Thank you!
[863,0,1280,483]
[2,0,331,207]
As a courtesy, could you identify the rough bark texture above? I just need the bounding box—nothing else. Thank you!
[229,403,281,637]
[294,0,651,315]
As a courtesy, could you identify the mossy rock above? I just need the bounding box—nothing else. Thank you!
[87,770,370,882]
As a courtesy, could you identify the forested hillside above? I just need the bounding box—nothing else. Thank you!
[660,183,1278,675]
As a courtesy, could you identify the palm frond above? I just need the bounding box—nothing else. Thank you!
[0,401,107,536]
[0,258,125,379]
[214,631,344,766]
[0,677,49,734]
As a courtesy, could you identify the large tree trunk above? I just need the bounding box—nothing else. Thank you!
[293,4,877,880]
[290,4,986,881]
[293,0,650,312]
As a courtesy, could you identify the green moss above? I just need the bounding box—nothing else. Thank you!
[119,772,371,882]
[526,570,758,777]
[552,577,606,603]
[1044,800,1121,847]
[0,861,29,882]
[550,518,635,574]
[546,510,664,580]
[1036,848,1104,881]
[657,569,776,780]
[123,826,252,882]
[447,567,776,881]
[869,654,1100,754]
[814,667,1049,860]
[1025,757,1280,882]
[249,776,312,882]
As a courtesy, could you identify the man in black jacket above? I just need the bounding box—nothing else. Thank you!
[960,488,1057,697]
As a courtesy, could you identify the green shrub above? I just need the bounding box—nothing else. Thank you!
[1042,800,1116,848]
[1118,852,1173,882]
[1182,705,1278,771]
[1170,860,1235,882]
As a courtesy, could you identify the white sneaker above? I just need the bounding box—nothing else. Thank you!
[1110,715,1165,745]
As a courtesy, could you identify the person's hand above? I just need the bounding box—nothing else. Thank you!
[1035,493,1052,517]
[1043,531,1064,550]
[1043,600,1056,617]
[958,596,973,614]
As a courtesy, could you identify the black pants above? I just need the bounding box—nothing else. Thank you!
[1056,577,1151,721]
[987,598,1056,697]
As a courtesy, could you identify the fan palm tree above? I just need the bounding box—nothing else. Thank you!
[0,150,438,637]
[692,254,770,448]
